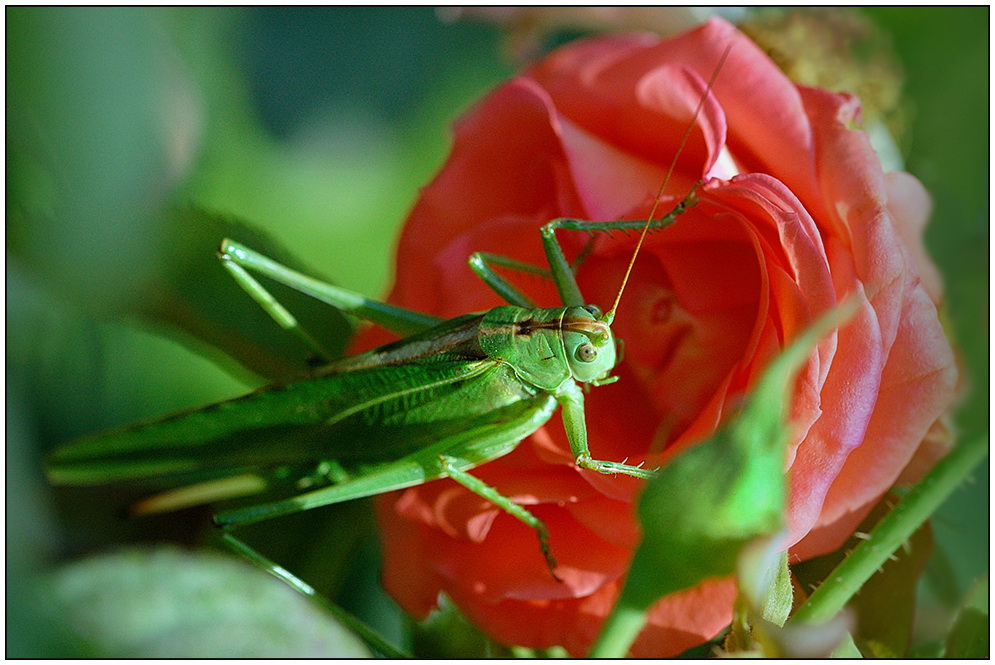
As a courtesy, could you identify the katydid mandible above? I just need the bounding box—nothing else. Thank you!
[46,46,731,577]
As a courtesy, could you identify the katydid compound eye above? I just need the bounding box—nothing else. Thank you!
[582,304,603,318]
[575,343,598,363]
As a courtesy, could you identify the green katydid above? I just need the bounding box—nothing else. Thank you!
[45,203,691,574]
[46,45,731,582]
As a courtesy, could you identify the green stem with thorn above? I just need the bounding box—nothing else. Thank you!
[790,436,988,625]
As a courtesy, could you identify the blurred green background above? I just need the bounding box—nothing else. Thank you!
[6,7,987,657]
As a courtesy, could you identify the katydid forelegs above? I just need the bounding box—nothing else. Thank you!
[540,183,700,318]
[468,182,699,316]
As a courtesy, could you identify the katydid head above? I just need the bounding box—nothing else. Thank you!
[562,305,617,383]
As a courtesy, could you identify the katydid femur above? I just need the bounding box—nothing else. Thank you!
[47,46,730,580]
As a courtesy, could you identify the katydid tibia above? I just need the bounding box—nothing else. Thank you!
[47,44,731,583]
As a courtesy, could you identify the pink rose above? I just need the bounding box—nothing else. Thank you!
[360,18,958,656]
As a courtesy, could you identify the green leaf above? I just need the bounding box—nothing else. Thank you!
[48,546,372,657]
[762,553,794,627]
[736,543,794,627]
[945,577,989,658]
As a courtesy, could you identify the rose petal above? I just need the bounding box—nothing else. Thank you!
[884,171,943,304]
[787,286,883,549]
[631,577,739,658]
[387,77,583,314]
[793,282,957,557]
[433,506,631,603]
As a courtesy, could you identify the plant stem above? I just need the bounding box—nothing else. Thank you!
[791,436,988,625]
[587,601,647,658]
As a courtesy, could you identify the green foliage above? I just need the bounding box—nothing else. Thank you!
[7,7,178,313]
[861,7,989,608]
[944,577,989,658]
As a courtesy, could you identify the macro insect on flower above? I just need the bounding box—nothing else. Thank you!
[41,15,960,658]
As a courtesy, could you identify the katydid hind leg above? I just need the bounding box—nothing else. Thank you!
[218,239,442,346]
[213,457,440,529]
